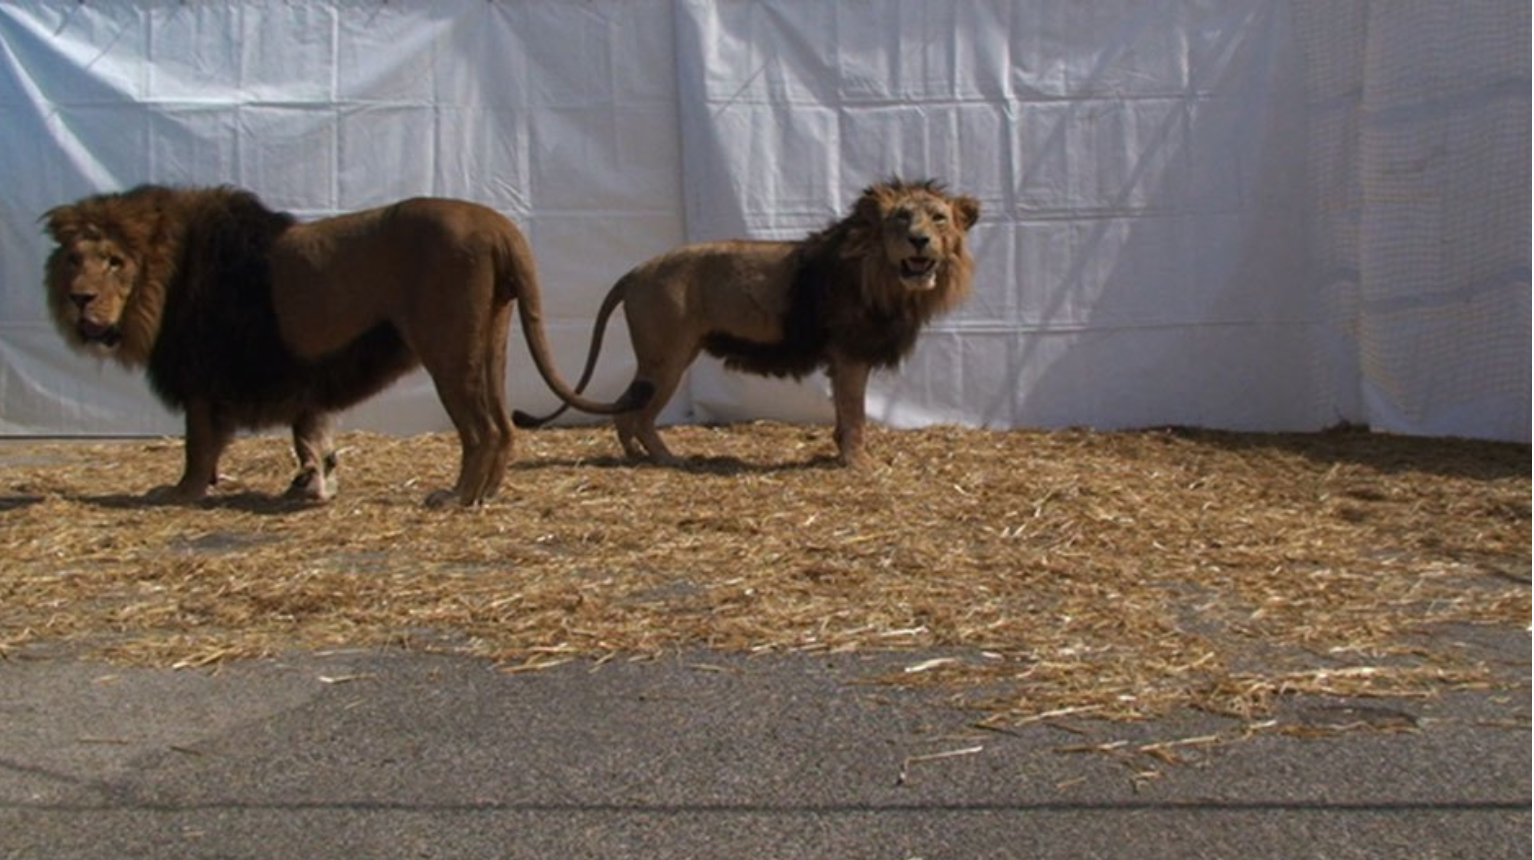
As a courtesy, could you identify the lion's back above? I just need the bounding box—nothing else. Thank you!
[380,197,524,268]
[626,240,797,335]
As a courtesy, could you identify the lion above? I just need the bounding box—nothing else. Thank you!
[43,184,651,506]
[513,178,979,465]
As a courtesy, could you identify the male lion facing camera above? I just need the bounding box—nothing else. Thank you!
[515,178,979,465]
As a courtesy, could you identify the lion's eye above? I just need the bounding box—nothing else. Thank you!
[66,252,83,267]
[107,256,124,270]
[893,210,912,223]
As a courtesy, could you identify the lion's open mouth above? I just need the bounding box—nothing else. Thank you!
[899,256,937,284]
[78,320,122,348]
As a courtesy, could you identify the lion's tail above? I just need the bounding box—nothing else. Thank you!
[502,240,651,421]
[511,273,634,429]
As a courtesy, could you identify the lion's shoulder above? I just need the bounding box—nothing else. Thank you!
[132,187,298,407]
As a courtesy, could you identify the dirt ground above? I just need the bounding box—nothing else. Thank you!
[1,422,1528,730]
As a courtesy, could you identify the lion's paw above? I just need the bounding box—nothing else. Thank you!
[838,455,875,472]
[285,467,337,503]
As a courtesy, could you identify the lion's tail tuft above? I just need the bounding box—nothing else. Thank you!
[512,378,650,429]
[615,379,655,412]
[511,407,554,429]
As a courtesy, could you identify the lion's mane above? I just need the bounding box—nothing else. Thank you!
[701,179,975,379]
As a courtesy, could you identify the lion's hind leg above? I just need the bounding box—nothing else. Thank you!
[429,387,512,507]
[615,410,672,461]
[612,366,690,464]
[420,300,515,508]
[479,300,516,499]
[612,332,704,462]
[614,413,644,459]
[286,411,338,502]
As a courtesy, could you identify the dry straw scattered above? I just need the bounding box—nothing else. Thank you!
[1,422,1528,728]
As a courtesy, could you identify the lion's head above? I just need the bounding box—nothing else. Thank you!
[843,179,980,313]
[43,188,182,366]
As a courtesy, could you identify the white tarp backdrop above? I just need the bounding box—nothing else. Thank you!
[0,1,1527,441]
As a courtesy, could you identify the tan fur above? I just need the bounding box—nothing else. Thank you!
[44,185,648,506]
[514,179,979,464]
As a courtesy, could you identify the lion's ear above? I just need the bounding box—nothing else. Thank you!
[853,190,885,227]
[951,195,981,231]
[42,205,79,243]
[837,190,883,258]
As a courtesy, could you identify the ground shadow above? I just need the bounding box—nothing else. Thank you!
[1146,424,1530,482]
[70,490,325,516]
[512,451,844,477]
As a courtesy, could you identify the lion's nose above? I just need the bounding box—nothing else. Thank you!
[909,234,930,251]
[70,293,95,311]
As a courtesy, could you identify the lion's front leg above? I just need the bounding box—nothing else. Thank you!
[286,411,338,502]
[829,356,872,466]
[149,400,233,504]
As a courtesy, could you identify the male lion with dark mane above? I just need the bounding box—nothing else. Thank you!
[43,185,650,506]
[514,178,979,465]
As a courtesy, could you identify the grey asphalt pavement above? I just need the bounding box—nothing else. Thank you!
[1,644,1528,860]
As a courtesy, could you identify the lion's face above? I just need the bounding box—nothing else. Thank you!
[861,185,980,292]
[46,229,140,352]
